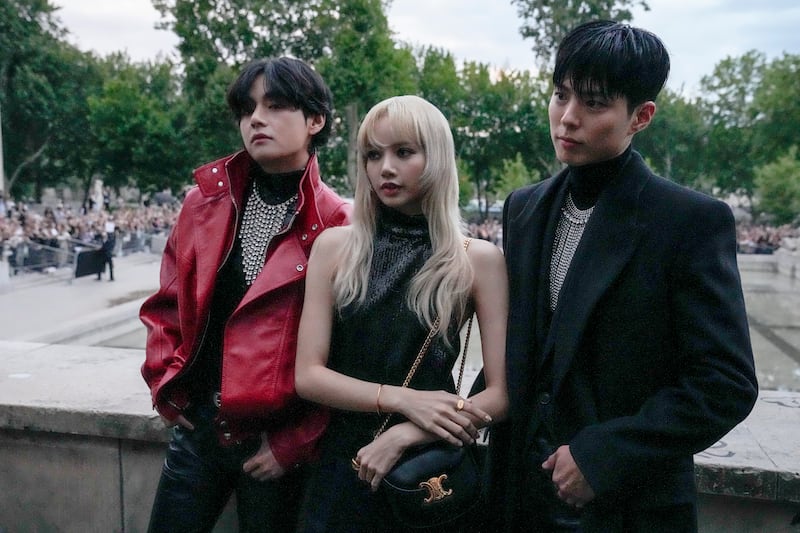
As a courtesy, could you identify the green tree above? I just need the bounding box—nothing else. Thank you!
[417,47,466,119]
[635,88,706,188]
[0,0,103,199]
[510,0,649,65]
[699,51,766,197]
[88,56,191,196]
[753,147,800,225]
[750,53,800,173]
[316,0,418,192]
[493,152,541,200]
[450,63,550,217]
[152,0,330,98]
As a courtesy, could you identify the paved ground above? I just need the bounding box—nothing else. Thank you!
[0,252,798,391]
[0,252,162,343]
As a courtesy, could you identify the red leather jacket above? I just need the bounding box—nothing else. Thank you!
[140,150,351,468]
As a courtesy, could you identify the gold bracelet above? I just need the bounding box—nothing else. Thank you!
[376,383,384,415]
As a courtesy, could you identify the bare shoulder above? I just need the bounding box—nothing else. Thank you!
[465,237,505,268]
[312,225,352,250]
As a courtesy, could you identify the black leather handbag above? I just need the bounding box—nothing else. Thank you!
[381,438,483,529]
[378,309,483,529]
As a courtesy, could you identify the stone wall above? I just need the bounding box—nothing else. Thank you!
[0,341,798,532]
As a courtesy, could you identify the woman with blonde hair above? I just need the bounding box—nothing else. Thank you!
[294,95,508,531]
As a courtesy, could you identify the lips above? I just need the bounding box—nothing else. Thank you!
[251,133,271,143]
[381,183,400,191]
[557,135,579,147]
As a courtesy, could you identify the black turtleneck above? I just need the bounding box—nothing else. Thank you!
[568,145,632,210]
[250,163,304,204]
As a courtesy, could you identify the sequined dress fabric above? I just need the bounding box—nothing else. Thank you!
[320,206,461,460]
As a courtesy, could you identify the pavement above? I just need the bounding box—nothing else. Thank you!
[0,252,162,344]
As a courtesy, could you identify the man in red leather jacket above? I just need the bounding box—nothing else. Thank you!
[140,57,351,532]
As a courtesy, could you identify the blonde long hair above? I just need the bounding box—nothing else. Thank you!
[332,95,473,339]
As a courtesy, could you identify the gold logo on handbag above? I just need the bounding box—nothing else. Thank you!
[419,474,453,503]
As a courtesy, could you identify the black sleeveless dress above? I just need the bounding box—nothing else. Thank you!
[297,206,465,533]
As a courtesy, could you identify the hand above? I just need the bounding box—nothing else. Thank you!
[352,425,413,492]
[160,413,194,430]
[542,445,595,508]
[242,433,286,481]
[393,388,491,446]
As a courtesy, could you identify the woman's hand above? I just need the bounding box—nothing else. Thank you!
[384,387,491,446]
[352,424,418,491]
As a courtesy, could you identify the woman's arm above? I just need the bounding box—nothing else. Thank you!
[463,237,509,425]
[295,228,489,447]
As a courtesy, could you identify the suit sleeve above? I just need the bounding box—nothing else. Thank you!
[570,199,758,498]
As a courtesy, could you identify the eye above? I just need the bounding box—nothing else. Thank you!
[241,98,256,116]
[265,96,294,111]
[397,147,416,158]
[365,149,382,161]
[584,95,609,110]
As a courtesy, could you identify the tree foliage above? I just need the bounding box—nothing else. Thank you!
[316,0,418,192]
[635,88,706,187]
[754,147,800,225]
[88,57,191,195]
[0,0,797,229]
[510,0,649,65]
[750,53,800,173]
[1,0,103,199]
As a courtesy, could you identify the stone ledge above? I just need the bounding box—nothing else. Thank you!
[1,340,798,505]
[694,390,800,503]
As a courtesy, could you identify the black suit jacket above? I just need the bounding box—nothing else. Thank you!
[490,151,758,528]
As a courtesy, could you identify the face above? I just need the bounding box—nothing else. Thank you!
[548,79,654,167]
[364,117,426,216]
[239,74,325,173]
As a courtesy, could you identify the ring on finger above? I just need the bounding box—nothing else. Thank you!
[456,398,465,411]
[351,457,361,471]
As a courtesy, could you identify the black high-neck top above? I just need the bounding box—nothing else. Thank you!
[568,145,632,209]
[321,206,461,459]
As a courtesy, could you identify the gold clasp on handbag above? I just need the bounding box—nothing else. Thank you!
[419,474,453,503]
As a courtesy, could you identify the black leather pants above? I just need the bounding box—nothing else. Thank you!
[147,402,305,533]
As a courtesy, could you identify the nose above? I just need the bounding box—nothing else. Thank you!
[380,154,396,176]
[560,100,580,127]
[250,103,267,128]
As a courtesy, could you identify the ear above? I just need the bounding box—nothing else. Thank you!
[308,114,325,135]
[629,101,656,135]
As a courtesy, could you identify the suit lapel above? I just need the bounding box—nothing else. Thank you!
[547,154,652,394]
[505,173,565,406]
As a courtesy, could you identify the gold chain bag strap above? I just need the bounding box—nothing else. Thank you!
[370,238,483,529]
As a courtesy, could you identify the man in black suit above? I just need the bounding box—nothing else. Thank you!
[490,20,758,532]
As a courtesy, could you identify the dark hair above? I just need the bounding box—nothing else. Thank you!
[226,57,334,150]
[553,20,670,111]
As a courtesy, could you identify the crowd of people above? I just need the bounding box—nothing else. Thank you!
[0,196,180,275]
[0,194,795,277]
[737,223,799,254]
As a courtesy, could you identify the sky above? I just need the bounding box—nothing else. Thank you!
[53,0,800,96]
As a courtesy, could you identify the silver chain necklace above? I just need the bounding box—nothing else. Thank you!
[549,192,594,310]
[238,189,298,285]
